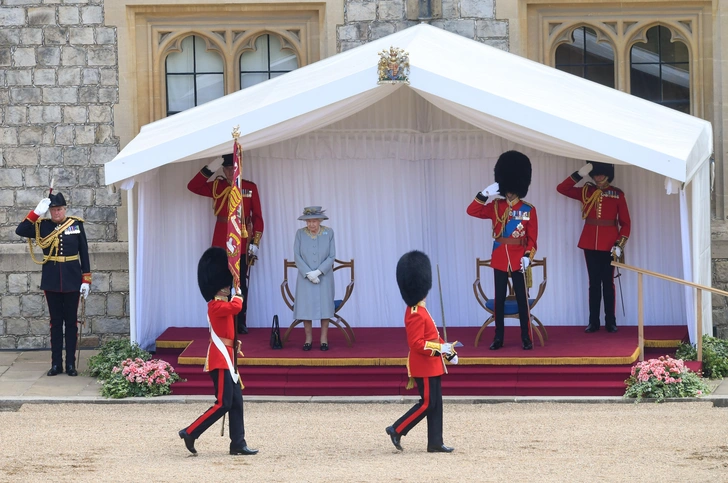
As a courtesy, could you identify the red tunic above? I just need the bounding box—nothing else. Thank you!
[205,296,243,371]
[467,195,538,272]
[404,303,446,378]
[557,175,631,251]
[187,170,264,249]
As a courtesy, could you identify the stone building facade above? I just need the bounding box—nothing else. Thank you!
[1,0,727,349]
[0,0,127,349]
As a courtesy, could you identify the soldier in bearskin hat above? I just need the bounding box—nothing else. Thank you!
[187,154,264,334]
[179,247,258,457]
[557,161,631,333]
[385,250,456,454]
[467,150,538,350]
[16,193,91,377]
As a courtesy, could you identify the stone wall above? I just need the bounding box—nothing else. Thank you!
[338,0,508,52]
[0,0,127,349]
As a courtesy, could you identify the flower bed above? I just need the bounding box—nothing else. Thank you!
[624,356,710,402]
[101,357,181,399]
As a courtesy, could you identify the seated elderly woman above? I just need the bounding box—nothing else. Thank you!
[293,206,336,351]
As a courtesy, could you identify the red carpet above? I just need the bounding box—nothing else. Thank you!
[155,325,688,397]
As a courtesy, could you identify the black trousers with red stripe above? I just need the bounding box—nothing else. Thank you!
[392,376,443,447]
[184,369,247,449]
[584,249,616,328]
[493,268,531,341]
[45,291,79,368]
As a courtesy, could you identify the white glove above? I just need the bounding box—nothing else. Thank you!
[612,246,622,259]
[248,243,259,257]
[206,157,224,172]
[311,276,320,284]
[312,269,322,278]
[80,283,90,299]
[481,182,500,197]
[521,257,530,271]
[440,342,454,356]
[231,286,237,297]
[226,238,235,254]
[449,355,459,365]
[34,198,51,216]
[305,271,317,282]
[577,163,593,177]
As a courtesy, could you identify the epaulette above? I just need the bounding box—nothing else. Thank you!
[520,200,534,209]
[68,215,85,223]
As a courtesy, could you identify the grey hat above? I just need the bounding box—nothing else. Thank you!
[298,206,328,220]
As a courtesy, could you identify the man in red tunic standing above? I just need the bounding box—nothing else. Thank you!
[557,162,631,333]
[188,154,264,334]
[467,151,538,351]
[385,250,456,453]
[178,247,258,456]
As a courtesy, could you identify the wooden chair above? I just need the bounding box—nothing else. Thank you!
[281,259,356,346]
[472,257,548,347]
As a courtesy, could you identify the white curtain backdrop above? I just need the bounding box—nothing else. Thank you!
[133,90,686,349]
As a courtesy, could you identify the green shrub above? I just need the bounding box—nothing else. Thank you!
[675,335,728,379]
[624,356,710,402]
[88,339,151,381]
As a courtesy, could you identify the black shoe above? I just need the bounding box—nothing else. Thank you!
[522,338,533,350]
[584,324,600,333]
[606,325,618,333]
[239,325,248,335]
[385,426,403,451]
[489,339,503,350]
[230,445,258,455]
[303,343,312,351]
[65,365,78,376]
[47,365,62,376]
[178,429,197,455]
[427,444,454,453]
[320,343,329,351]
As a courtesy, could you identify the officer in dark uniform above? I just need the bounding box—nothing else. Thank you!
[557,162,631,333]
[16,193,91,376]
[187,154,264,334]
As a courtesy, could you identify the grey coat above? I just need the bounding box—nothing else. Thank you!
[293,226,336,320]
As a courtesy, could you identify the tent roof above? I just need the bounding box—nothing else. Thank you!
[105,24,713,185]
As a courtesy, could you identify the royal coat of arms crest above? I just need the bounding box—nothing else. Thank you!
[377,46,410,84]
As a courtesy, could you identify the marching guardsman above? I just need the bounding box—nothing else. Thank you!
[386,250,456,454]
[179,247,258,457]
[15,193,91,377]
[557,162,631,333]
[467,150,538,351]
[187,154,264,334]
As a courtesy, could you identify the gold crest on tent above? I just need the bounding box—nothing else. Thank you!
[377,46,410,84]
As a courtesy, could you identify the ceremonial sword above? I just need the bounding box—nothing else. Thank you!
[436,265,462,355]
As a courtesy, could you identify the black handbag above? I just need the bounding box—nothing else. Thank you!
[270,315,283,349]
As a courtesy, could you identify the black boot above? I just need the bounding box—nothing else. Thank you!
[47,365,62,376]
[522,337,533,350]
[489,339,503,350]
[179,429,197,455]
[65,364,78,376]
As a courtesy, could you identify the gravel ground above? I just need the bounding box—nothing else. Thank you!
[0,401,726,482]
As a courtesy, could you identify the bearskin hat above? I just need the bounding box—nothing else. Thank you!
[396,250,432,307]
[589,161,614,183]
[49,193,66,207]
[494,150,532,198]
[197,247,232,302]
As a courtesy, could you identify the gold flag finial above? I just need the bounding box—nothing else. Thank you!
[232,125,241,140]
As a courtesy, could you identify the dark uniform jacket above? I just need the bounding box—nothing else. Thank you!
[557,173,631,251]
[16,211,91,292]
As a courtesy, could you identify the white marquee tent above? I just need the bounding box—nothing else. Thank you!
[105,24,713,350]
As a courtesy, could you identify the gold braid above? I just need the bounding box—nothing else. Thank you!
[212,179,231,216]
[581,185,601,219]
[492,200,511,238]
[27,218,75,265]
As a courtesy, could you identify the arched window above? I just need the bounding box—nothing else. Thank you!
[630,26,690,113]
[555,26,615,88]
[165,36,225,116]
[240,34,299,89]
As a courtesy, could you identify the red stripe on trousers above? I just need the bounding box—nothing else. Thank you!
[186,370,225,433]
[396,377,430,434]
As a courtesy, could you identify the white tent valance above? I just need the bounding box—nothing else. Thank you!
[106,24,712,187]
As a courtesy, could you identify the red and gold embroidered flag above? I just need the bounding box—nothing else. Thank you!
[225,140,244,288]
